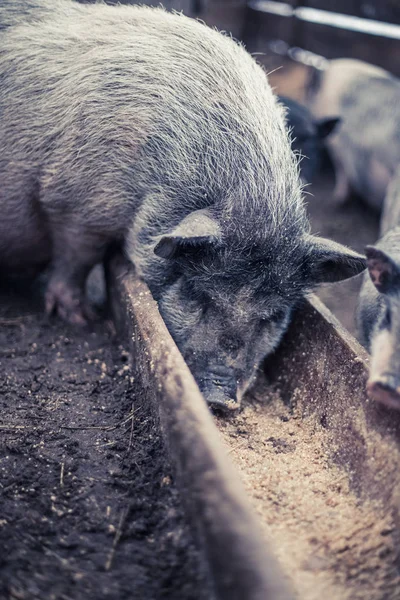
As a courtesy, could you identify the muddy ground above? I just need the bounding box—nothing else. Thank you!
[0,278,212,600]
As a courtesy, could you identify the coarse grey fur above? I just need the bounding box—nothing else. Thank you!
[306,59,400,211]
[0,0,366,408]
[357,167,400,408]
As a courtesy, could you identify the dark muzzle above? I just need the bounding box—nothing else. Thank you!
[198,370,239,412]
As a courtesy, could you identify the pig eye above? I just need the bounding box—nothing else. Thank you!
[219,334,243,356]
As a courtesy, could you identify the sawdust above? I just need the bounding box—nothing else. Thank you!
[216,387,400,600]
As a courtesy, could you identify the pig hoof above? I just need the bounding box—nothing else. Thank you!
[45,280,95,326]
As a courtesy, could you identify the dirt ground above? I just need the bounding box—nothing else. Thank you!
[0,277,212,600]
[216,385,400,600]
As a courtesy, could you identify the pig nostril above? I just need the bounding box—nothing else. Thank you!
[212,379,224,387]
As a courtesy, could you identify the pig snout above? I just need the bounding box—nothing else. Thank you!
[367,374,400,410]
[367,328,400,410]
[197,367,239,412]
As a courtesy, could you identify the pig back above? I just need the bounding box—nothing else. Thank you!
[0,1,302,247]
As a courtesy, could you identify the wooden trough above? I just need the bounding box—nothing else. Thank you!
[108,256,400,599]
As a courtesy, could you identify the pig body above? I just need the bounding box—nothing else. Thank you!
[357,167,400,409]
[307,59,400,211]
[278,96,339,183]
[0,1,366,408]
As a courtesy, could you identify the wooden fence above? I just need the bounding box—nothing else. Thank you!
[77,0,400,74]
[243,0,400,75]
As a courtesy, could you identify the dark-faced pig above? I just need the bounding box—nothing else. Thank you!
[278,95,339,183]
[358,166,400,409]
[0,1,366,409]
[306,59,400,210]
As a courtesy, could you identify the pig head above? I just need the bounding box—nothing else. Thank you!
[152,208,366,410]
[359,237,400,409]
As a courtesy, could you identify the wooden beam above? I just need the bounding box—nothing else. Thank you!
[107,255,294,600]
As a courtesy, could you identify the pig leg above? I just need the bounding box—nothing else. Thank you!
[45,225,109,326]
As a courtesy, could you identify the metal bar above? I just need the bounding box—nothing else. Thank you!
[248,0,400,39]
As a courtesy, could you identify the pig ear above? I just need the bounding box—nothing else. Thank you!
[304,234,366,283]
[366,245,400,294]
[316,117,341,139]
[154,209,222,260]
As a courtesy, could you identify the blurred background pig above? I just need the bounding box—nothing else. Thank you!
[357,167,400,409]
[0,0,366,410]
[305,59,400,210]
[278,95,339,184]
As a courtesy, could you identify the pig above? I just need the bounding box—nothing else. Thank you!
[0,0,366,410]
[278,95,339,183]
[306,59,400,211]
[358,166,400,409]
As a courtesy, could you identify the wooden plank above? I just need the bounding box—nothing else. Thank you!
[295,19,400,75]
[244,4,400,76]
[107,255,293,600]
[303,0,400,25]
[248,0,400,25]
[243,6,295,53]
[301,0,362,17]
